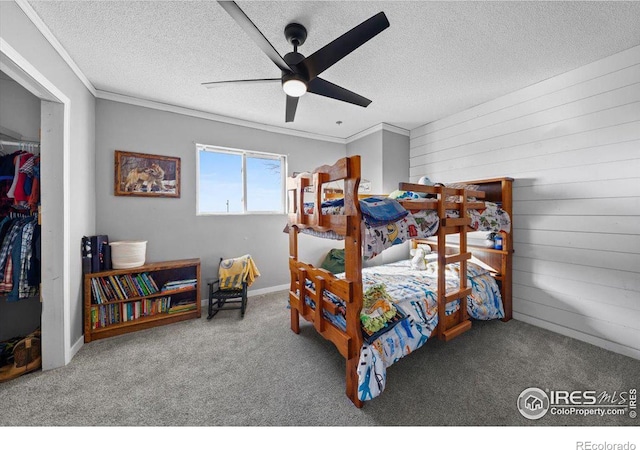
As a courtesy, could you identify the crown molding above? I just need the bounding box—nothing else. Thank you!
[345,122,410,144]
[95,90,349,144]
[15,0,97,97]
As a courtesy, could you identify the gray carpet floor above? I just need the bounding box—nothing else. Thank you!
[1,290,638,428]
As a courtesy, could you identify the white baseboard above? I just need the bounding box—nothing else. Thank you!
[248,284,289,297]
[513,312,640,361]
[67,335,84,367]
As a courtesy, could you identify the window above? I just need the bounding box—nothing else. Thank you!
[196,144,287,215]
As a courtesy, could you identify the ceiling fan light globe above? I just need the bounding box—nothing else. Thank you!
[283,79,307,97]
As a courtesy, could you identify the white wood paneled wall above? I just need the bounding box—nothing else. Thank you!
[410,45,640,359]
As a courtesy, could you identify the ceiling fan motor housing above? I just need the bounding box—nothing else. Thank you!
[284,23,307,47]
[283,51,306,77]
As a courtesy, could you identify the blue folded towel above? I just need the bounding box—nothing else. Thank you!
[303,197,408,227]
[359,197,408,227]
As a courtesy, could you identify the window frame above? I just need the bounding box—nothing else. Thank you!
[196,144,288,216]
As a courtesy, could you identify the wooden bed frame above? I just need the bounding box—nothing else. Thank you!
[286,155,513,407]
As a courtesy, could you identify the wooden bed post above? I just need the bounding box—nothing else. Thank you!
[344,156,364,408]
[459,188,469,322]
[289,225,300,334]
[436,186,447,340]
[501,178,513,321]
[288,174,301,335]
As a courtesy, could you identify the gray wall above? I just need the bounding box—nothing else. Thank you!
[0,1,96,366]
[346,128,411,266]
[0,70,40,140]
[410,45,640,359]
[382,129,410,194]
[346,128,410,195]
[95,99,345,299]
[346,130,383,193]
[0,71,41,341]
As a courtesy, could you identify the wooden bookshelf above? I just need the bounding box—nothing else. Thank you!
[83,258,201,343]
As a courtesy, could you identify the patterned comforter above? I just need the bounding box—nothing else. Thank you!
[305,260,504,402]
[295,198,511,260]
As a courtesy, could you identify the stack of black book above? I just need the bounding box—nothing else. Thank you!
[81,235,111,274]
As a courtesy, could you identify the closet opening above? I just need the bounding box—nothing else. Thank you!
[0,69,42,381]
[1,39,69,375]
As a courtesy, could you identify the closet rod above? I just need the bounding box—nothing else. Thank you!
[0,140,40,148]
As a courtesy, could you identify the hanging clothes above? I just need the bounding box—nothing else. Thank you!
[7,152,37,212]
[0,150,41,301]
[0,151,25,219]
[0,216,39,300]
[19,155,39,214]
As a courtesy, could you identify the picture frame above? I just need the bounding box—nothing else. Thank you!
[114,150,181,198]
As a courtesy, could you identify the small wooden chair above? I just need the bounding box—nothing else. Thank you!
[207,258,248,319]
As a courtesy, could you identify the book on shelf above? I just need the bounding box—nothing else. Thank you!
[92,303,122,329]
[133,274,147,296]
[168,301,196,314]
[163,285,195,294]
[98,277,113,302]
[115,276,129,298]
[140,273,158,294]
[168,306,196,314]
[107,277,119,300]
[128,275,140,296]
[123,274,141,296]
[132,273,157,296]
[90,278,101,304]
[130,276,145,296]
[91,308,98,329]
[108,276,125,300]
[96,278,108,303]
[117,275,131,297]
[162,279,197,292]
[146,273,159,292]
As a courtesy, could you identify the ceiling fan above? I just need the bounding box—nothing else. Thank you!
[203,1,390,123]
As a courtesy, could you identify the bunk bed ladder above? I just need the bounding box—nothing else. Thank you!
[436,186,472,341]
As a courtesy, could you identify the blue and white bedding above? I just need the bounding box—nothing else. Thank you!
[298,197,440,259]
[293,196,510,260]
[304,260,504,402]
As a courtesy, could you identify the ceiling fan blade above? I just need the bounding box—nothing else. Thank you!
[307,78,372,107]
[217,1,292,73]
[202,78,281,89]
[285,95,299,122]
[301,11,389,80]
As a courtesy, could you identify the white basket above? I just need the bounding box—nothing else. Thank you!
[110,240,147,269]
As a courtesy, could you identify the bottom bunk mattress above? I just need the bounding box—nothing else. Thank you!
[305,260,504,402]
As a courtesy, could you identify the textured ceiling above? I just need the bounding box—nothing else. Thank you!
[27,1,640,140]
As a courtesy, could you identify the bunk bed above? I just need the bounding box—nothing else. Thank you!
[286,155,513,407]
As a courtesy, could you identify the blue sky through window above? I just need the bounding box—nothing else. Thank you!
[246,156,282,212]
[198,147,284,214]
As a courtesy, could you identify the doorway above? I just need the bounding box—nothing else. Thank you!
[1,38,70,370]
